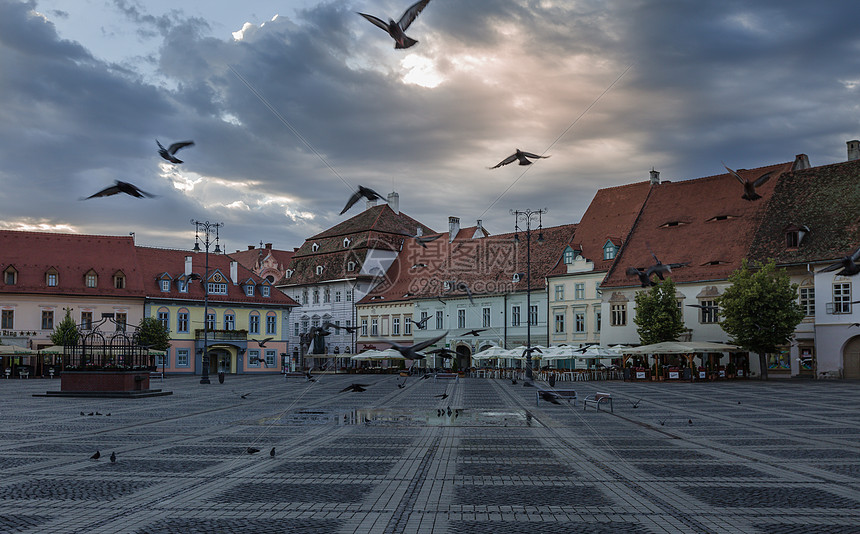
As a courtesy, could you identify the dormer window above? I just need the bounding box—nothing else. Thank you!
[706,215,738,222]
[113,271,126,289]
[563,248,575,264]
[659,220,690,228]
[46,268,58,287]
[603,241,617,260]
[343,238,351,248]
[85,269,98,288]
[312,243,320,252]
[161,279,171,292]
[262,286,270,297]
[316,266,324,275]
[512,272,524,283]
[4,266,17,285]
[347,261,356,272]
[178,280,188,293]
[703,260,729,266]
[784,224,809,249]
[244,285,254,297]
[285,269,294,279]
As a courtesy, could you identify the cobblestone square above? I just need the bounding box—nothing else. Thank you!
[0,375,858,533]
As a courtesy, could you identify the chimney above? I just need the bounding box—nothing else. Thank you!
[265,243,272,249]
[649,168,660,185]
[247,245,255,250]
[793,153,811,170]
[415,227,423,237]
[387,191,400,214]
[448,216,460,242]
[230,260,238,285]
[473,219,485,239]
[848,140,860,161]
[184,255,192,276]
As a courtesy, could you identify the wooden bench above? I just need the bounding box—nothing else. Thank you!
[435,372,459,381]
[536,388,576,405]
[583,392,613,412]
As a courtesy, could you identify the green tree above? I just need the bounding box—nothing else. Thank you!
[716,260,805,380]
[136,317,171,351]
[634,278,686,345]
[51,309,79,346]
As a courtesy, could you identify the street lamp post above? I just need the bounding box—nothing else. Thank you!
[512,208,546,386]
[191,219,223,385]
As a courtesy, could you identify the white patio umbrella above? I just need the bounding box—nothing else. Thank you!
[473,345,511,360]
[351,349,406,361]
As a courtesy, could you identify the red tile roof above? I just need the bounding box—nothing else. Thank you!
[547,181,653,276]
[230,246,295,274]
[135,247,298,306]
[283,204,435,286]
[359,223,577,304]
[601,161,797,288]
[750,158,860,265]
[0,231,145,297]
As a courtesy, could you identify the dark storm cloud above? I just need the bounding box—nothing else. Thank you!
[1,0,858,252]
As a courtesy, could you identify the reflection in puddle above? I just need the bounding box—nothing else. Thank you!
[270,408,540,427]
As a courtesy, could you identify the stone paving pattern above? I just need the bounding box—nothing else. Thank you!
[0,374,858,533]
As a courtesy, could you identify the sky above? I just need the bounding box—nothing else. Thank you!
[1,0,858,254]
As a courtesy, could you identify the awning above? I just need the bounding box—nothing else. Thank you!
[624,341,741,355]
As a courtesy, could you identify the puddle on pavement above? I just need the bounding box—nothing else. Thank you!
[258,408,541,427]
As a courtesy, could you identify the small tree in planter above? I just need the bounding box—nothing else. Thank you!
[136,317,170,351]
[51,309,80,347]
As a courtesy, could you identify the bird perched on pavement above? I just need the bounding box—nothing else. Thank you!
[723,163,774,201]
[340,383,369,393]
[157,139,194,164]
[83,181,155,200]
[539,391,561,405]
[110,452,116,463]
[358,0,431,49]
[270,447,276,458]
[247,447,261,454]
[340,185,386,215]
[490,149,550,168]
[90,450,100,460]
[434,393,448,399]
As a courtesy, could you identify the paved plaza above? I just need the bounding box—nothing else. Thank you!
[0,374,858,533]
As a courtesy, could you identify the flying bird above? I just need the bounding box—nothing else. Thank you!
[110,452,116,463]
[411,263,427,269]
[255,337,274,347]
[340,185,387,215]
[305,371,316,382]
[157,139,195,164]
[90,450,100,460]
[629,399,641,409]
[412,316,430,330]
[490,149,550,169]
[247,447,261,454]
[340,383,369,393]
[378,331,447,360]
[686,304,718,310]
[434,393,449,399]
[358,0,431,49]
[626,254,689,288]
[462,329,486,337]
[819,245,860,276]
[425,348,457,359]
[411,233,442,248]
[723,163,774,201]
[83,181,155,200]
[322,321,359,334]
[522,346,543,358]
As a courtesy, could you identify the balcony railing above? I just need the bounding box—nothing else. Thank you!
[194,329,248,341]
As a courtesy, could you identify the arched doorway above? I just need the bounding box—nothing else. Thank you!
[209,348,234,374]
[455,345,471,372]
[843,336,860,379]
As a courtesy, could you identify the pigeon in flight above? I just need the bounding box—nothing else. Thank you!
[490,149,550,169]
[379,331,448,360]
[723,163,774,201]
[358,0,431,49]
[341,383,369,393]
[819,245,860,276]
[412,316,430,330]
[522,346,543,358]
[626,252,689,288]
[305,371,316,382]
[322,321,359,334]
[157,139,195,164]
[340,185,387,215]
[83,181,155,200]
[411,233,442,248]
[434,393,449,399]
[425,348,457,360]
[686,304,718,310]
[629,399,641,409]
[255,337,274,347]
[462,329,486,336]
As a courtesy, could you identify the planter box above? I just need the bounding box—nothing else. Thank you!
[61,370,151,393]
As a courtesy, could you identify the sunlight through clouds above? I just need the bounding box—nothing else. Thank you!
[400,55,444,88]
